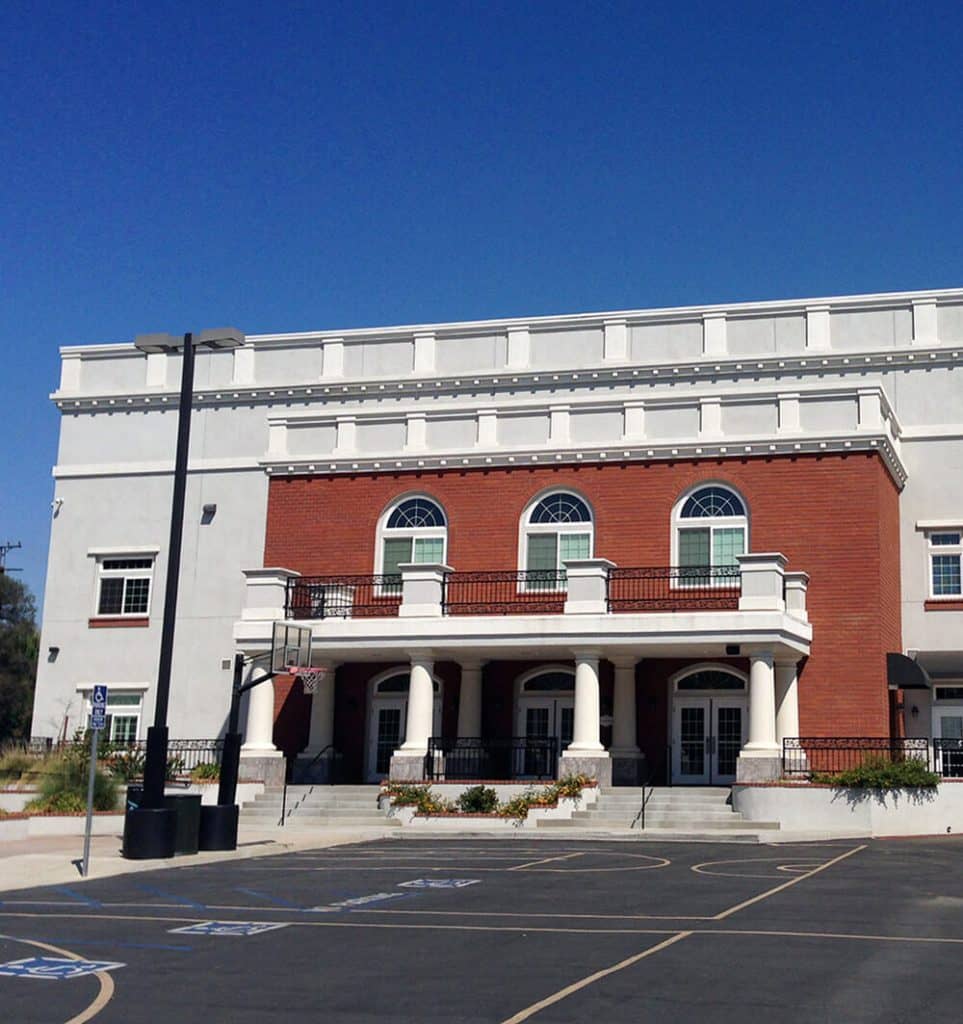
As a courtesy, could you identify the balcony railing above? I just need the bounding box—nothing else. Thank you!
[608,566,741,612]
[934,738,963,778]
[442,571,568,615]
[782,737,931,776]
[424,736,560,780]
[286,575,402,619]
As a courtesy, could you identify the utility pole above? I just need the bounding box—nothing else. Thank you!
[0,541,22,575]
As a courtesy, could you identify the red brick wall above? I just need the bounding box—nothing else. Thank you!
[265,452,902,740]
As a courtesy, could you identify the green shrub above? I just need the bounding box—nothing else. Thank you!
[24,753,119,813]
[553,773,591,798]
[103,747,146,782]
[457,785,498,813]
[382,783,454,815]
[0,746,37,780]
[812,755,940,789]
[191,762,221,782]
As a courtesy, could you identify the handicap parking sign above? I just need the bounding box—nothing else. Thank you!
[0,957,125,980]
[397,879,480,889]
[169,921,288,937]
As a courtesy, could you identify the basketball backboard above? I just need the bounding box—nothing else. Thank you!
[271,621,312,674]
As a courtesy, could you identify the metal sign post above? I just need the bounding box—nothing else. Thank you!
[82,685,108,878]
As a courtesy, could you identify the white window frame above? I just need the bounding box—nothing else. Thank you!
[671,483,749,586]
[375,494,448,592]
[518,490,594,592]
[78,685,147,742]
[92,553,156,618]
[925,529,962,599]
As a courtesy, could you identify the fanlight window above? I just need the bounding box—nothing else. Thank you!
[677,485,747,571]
[380,497,447,585]
[376,673,439,694]
[677,670,746,691]
[524,492,593,586]
[522,671,575,692]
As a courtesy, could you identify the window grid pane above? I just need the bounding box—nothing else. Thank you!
[123,578,150,614]
[932,555,962,595]
[98,578,124,615]
[559,533,590,563]
[679,529,710,567]
[527,534,558,572]
[383,538,413,576]
[413,537,444,563]
[712,528,745,567]
[930,533,962,546]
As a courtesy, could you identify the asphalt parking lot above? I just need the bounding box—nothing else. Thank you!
[1,836,962,1023]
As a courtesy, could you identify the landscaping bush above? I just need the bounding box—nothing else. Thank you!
[24,752,119,814]
[457,785,498,813]
[812,755,940,790]
[191,762,221,782]
[0,745,37,782]
[382,783,455,815]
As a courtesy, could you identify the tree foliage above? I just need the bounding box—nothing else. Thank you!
[0,574,39,742]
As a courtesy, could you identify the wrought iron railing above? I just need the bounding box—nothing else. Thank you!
[933,738,963,778]
[423,736,559,780]
[607,566,741,612]
[442,571,568,615]
[782,737,931,776]
[285,575,402,619]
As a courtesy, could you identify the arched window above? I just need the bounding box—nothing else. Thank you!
[676,669,746,691]
[521,491,594,582]
[378,496,447,585]
[674,484,747,571]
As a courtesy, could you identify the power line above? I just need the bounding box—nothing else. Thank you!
[0,540,23,574]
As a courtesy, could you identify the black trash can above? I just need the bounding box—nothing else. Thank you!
[163,793,202,855]
[198,803,239,851]
[126,785,144,811]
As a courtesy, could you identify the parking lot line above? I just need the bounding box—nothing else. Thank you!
[500,931,693,1024]
[507,852,584,871]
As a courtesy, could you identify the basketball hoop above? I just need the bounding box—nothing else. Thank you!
[289,665,327,695]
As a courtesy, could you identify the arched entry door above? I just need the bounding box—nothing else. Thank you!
[671,666,748,785]
[366,671,442,782]
[516,668,575,777]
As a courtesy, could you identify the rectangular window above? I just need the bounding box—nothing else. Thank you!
[935,687,963,701]
[86,691,142,741]
[559,533,590,564]
[928,530,962,598]
[679,529,710,568]
[96,557,154,616]
[527,534,557,572]
[712,528,745,567]
[413,537,444,563]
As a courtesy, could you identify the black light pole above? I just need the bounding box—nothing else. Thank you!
[123,328,243,860]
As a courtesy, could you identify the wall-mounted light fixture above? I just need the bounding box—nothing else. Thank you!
[911,705,920,719]
[201,503,217,524]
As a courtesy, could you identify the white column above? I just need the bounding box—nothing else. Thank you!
[610,659,640,755]
[774,660,800,745]
[566,652,605,753]
[744,651,778,753]
[241,675,278,754]
[304,663,337,756]
[457,662,483,738]
[399,655,434,755]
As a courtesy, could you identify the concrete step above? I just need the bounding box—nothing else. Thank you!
[550,817,778,831]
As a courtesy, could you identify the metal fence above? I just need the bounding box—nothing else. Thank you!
[933,738,963,778]
[782,737,931,776]
[442,571,567,615]
[423,736,560,780]
[607,566,741,612]
[285,575,402,619]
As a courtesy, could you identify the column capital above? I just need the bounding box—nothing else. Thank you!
[572,648,603,663]
[610,656,637,672]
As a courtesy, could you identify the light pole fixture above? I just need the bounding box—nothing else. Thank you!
[122,328,244,860]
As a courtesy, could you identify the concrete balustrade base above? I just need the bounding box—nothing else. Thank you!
[238,753,285,787]
[558,754,612,788]
[736,754,782,782]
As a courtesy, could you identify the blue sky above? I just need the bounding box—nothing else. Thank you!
[2,1,961,604]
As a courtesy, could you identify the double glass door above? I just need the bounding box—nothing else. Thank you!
[518,698,574,777]
[367,698,441,781]
[673,697,746,784]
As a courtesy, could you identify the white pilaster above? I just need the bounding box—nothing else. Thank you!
[232,344,255,385]
[549,405,571,444]
[774,660,799,745]
[305,663,337,756]
[476,408,498,446]
[146,351,167,387]
[335,415,357,454]
[806,305,831,350]
[703,313,727,356]
[912,299,938,346]
[457,662,483,738]
[321,338,345,379]
[744,651,778,754]
[506,327,531,369]
[603,319,628,361]
[564,652,606,754]
[413,332,436,373]
[624,400,645,440]
[777,393,801,434]
[699,397,722,439]
[60,352,82,391]
[398,655,435,755]
[857,388,883,430]
[267,421,287,458]
[610,659,640,755]
[405,412,427,451]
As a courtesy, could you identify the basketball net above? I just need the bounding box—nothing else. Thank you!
[288,666,326,695]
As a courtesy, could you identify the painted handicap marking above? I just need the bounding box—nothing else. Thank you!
[0,957,125,980]
[168,921,289,937]
[309,892,410,912]
[397,879,481,889]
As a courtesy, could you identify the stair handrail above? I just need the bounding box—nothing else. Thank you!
[278,744,340,827]
[631,746,671,832]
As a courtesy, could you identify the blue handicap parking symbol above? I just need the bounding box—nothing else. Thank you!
[169,921,288,937]
[0,957,125,980]
[397,879,480,889]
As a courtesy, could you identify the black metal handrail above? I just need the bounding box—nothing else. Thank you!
[933,738,963,778]
[782,737,931,775]
[286,575,402,619]
[442,571,568,615]
[632,745,671,831]
[424,736,559,780]
[608,566,741,612]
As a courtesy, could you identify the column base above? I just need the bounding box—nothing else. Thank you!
[609,749,645,787]
[736,752,782,783]
[388,752,428,781]
[238,751,285,787]
[559,753,612,789]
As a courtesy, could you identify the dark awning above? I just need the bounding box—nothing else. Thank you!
[887,652,930,690]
